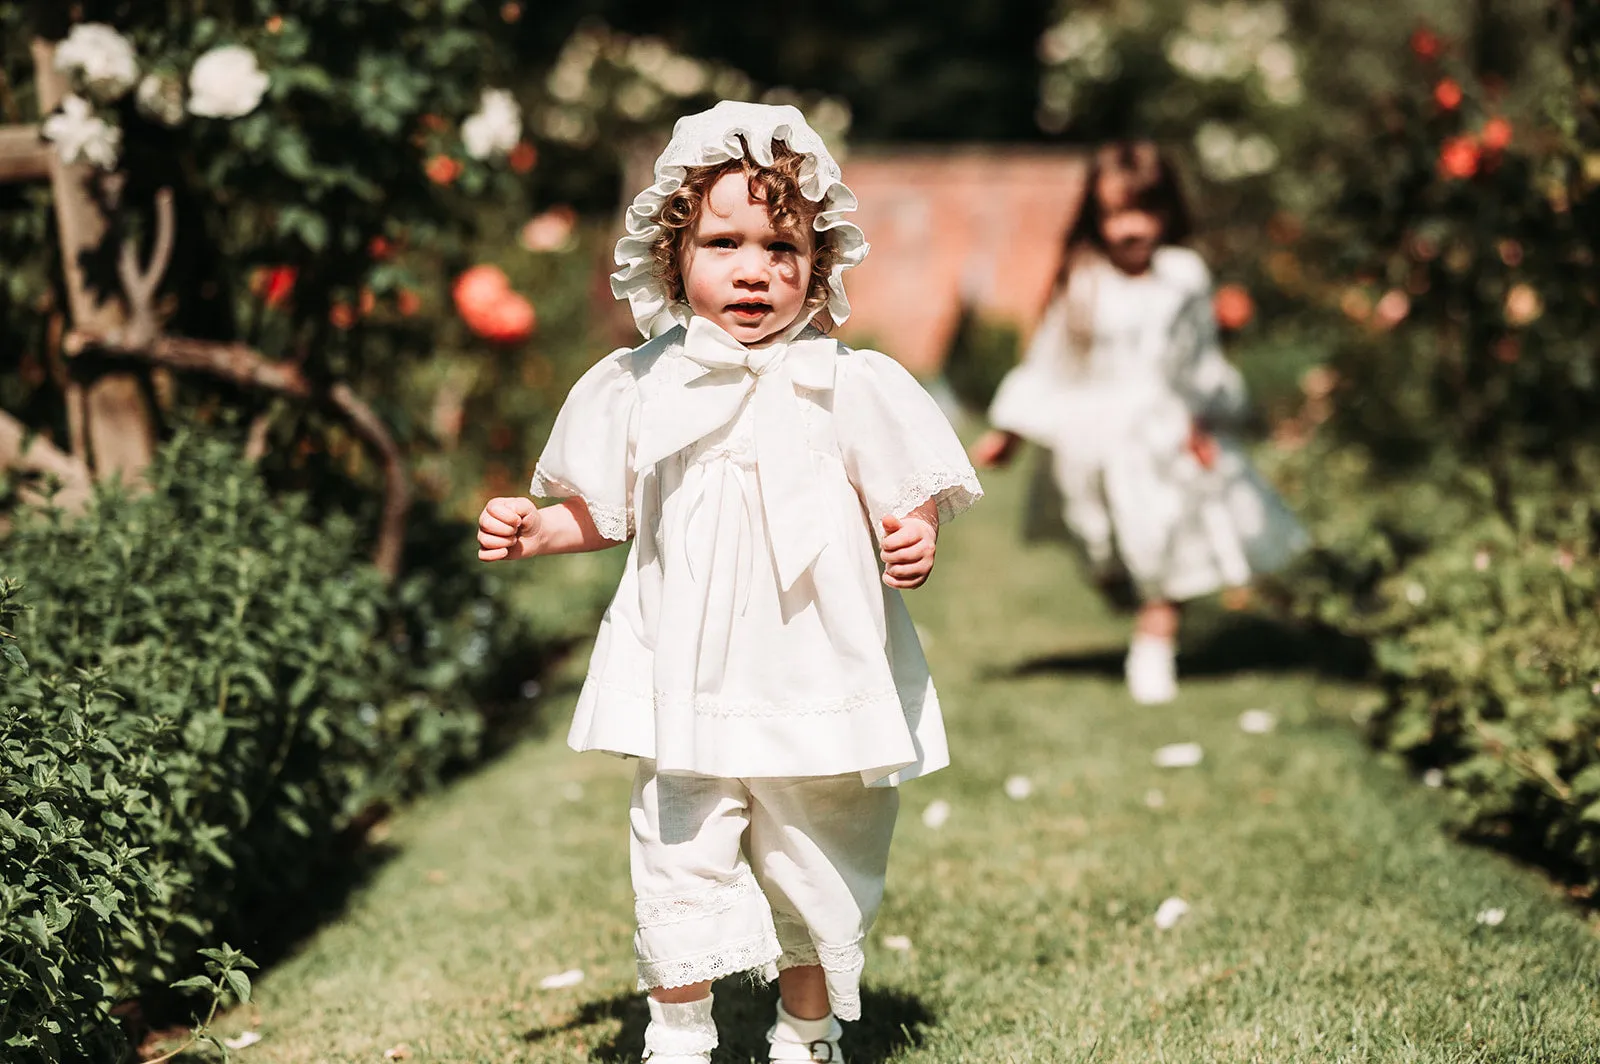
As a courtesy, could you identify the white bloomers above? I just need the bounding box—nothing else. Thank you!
[629,759,899,1021]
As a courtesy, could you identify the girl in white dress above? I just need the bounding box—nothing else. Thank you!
[971,141,1305,705]
[476,101,981,1064]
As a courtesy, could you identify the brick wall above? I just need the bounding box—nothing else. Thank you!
[836,146,1087,375]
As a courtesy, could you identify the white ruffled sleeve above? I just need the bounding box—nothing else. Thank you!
[834,348,983,525]
[1163,259,1250,428]
[529,349,639,542]
[987,293,1072,442]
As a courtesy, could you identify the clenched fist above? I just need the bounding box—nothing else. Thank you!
[478,496,541,561]
[879,513,938,589]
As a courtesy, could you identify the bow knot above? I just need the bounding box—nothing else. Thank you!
[745,345,785,377]
[634,316,838,593]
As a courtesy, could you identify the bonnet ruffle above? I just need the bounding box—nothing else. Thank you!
[609,100,869,339]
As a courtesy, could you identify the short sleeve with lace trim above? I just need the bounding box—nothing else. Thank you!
[529,349,639,542]
[833,348,983,527]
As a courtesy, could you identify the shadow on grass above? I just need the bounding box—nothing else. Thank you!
[525,979,933,1064]
[998,612,1372,683]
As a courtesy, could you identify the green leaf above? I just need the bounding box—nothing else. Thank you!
[224,968,253,1004]
[277,206,329,252]
[1,640,28,672]
[170,975,215,993]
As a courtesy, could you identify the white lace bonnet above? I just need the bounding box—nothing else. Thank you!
[609,100,870,339]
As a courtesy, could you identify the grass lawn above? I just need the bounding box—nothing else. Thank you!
[221,455,1600,1064]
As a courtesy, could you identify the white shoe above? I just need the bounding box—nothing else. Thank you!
[768,1002,844,1063]
[1125,634,1178,705]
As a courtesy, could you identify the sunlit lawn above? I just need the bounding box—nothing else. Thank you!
[221,454,1600,1064]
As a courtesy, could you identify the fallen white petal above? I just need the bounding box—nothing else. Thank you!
[1004,775,1034,800]
[1476,908,1506,927]
[1238,709,1277,734]
[1153,896,1190,930]
[1422,768,1445,789]
[1144,788,1166,809]
[1152,742,1204,768]
[223,1031,263,1050]
[881,934,913,952]
[538,968,585,989]
[921,799,951,829]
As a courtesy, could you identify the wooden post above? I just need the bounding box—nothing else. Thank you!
[29,37,156,483]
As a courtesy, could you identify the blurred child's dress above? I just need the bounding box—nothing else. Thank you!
[989,246,1305,604]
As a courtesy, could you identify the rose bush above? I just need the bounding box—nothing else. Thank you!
[1261,3,1600,885]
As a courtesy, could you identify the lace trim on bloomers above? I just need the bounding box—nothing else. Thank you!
[772,932,866,1020]
[885,469,984,526]
[529,464,632,542]
[636,871,765,929]
[635,930,782,991]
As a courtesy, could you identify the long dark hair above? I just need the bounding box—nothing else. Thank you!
[1049,140,1192,298]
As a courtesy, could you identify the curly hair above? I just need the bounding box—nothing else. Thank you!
[649,136,839,330]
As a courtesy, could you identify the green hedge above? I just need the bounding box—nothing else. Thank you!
[1277,444,1600,879]
[0,435,490,1060]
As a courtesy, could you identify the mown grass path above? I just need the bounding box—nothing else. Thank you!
[233,459,1600,1063]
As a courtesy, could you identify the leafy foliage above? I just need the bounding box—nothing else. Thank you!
[1,435,488,1058]
[1270,1,1600,884]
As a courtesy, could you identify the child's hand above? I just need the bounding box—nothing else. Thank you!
[880,513,937,590]
[1186,420,1218,471]
[477,496,541,561]
[970,429,1021,469]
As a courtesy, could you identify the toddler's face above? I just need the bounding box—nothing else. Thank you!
[679,170,814,346]
[1096,174,1164,275]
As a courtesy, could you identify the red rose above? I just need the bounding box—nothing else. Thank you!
[1482,117,1513,151]
[329,302,356,330]
[426,154,462,185]
[453,265,535,343]
[1433,78,1462,111]
[453,265,510,315]
[508,141,538,174]
[1410,27,1441,60]
[1438,135,1480,180]
[369,235,394,260]
[256,266,297,309]
[1213,284,1254,331]
[471,292,536,344]
[397,289,422,317]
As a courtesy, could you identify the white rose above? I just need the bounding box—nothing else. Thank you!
[55,23,140,103]
[42,94,122,170]
[136,74,186,127]
[188,45,270,119]
[461,88,522,159]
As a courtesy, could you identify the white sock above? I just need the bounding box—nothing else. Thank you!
[645,993,717,1058]
[771,999,842,1044]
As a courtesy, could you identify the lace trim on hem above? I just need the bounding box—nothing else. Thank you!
[636,871,766,929]
[586,674,908,719]
[819,937,866,1022]
[636,931,782,991]
[774,936,864,976]
[883,469,983,526]
[815,935,866,975]
[529,464,632,541]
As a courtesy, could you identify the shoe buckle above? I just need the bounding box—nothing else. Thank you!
[806,1039,835,1062]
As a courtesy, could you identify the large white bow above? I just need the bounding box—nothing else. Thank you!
[634,316,837,591]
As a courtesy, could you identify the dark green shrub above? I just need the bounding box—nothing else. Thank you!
[943,303,1021,415]
[1,581,168,1063]
[1,433,482,1053]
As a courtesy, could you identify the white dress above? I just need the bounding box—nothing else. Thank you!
[531,315,982,787]
[988,246,1306,603]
